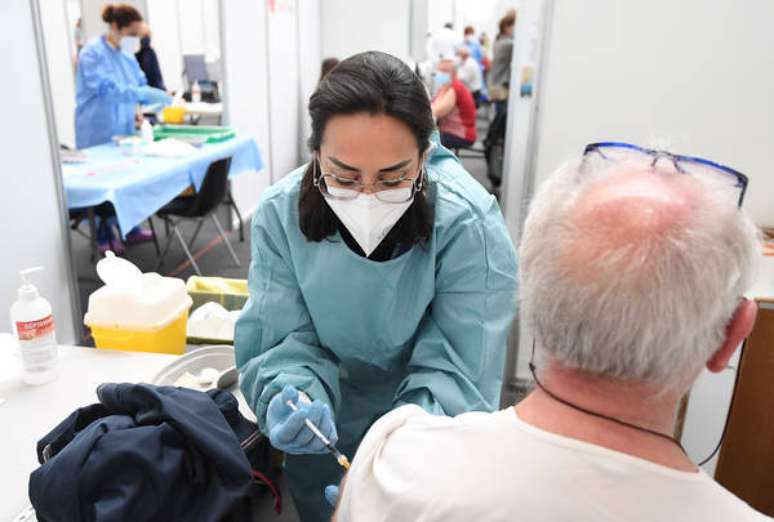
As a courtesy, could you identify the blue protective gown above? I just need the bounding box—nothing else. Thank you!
[235,137,518,521]
[75,36,147,149]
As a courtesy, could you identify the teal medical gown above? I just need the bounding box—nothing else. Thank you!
[235,140,518,521]
[75,36,147,149]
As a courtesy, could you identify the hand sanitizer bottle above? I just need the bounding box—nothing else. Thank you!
[10,267,59,385]
[140,118,154,144]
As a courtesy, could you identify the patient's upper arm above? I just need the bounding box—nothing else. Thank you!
[334,405,469,522]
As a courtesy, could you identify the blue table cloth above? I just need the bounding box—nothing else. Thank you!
[62,134,263,237]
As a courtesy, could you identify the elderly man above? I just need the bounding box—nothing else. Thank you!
[333,142,770,521]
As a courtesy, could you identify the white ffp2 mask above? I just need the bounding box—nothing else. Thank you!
[325,188,414,257]
[120,35,141,54]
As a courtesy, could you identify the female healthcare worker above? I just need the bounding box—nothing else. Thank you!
[74,4,171,250]
[75,4,170,148]
[235,51,518,521]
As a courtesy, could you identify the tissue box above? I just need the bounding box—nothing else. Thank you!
[186,277,248,313]
[186,277,248,345]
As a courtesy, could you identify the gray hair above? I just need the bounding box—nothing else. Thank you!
[519,156,759,387]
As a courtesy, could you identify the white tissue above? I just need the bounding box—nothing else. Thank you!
[187,302,239,341]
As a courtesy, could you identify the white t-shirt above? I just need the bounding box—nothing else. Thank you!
[458,56,483,92]
[336,405,770,522]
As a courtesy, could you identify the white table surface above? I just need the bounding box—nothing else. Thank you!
[0,345,178,521]
[184,101,223,116]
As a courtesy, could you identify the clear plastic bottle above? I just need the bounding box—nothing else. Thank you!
[140,118,154,143]
[191,80,202,103]
[10,267,59,385]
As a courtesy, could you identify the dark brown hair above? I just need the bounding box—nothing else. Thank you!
[299,51,435,246]
[319,57,340,83]
[499,12,516,36]
[102,4,143,29]
[464,25,475,36]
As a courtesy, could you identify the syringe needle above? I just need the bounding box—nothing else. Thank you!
[287,400,350,470]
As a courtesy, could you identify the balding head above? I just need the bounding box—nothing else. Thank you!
[560,170,698,287]
[520,156,759,388]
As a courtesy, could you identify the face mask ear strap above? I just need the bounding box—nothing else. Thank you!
[312,155,323,187]
[412,162,426,195]
[416,145,431,193]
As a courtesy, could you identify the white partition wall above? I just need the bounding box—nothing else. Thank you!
[527,0,774,227]
[297,0,321,162]
[178,0,206,55]
[202,0,221,62]
[145,0,183,93]
[39,0,77,149]
[426,0,455,33]
[220,0,272,217]
[0,0,79,343]
[409,0,429,60]
[321,0,411,60]
[267,0,301,181]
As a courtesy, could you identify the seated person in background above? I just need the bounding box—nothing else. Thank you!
[334,143,770,521]
[431,59,477,150]
[456,45,483,107]
[135,22,165,91]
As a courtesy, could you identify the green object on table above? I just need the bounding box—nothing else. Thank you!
[153,125,236,144]
[186,276,248,345]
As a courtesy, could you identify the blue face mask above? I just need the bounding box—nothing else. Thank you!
[435,72,451,88]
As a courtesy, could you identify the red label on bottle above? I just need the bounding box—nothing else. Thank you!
[16,315,55,340]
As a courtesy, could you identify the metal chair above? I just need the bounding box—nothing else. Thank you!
[155,157,239,275]
[224,183,245,242]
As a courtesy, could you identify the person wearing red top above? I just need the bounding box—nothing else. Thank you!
[431,59,477,150]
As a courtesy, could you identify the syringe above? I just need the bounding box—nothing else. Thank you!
[286,400,351,470]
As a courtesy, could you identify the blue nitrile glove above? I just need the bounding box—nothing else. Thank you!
[266,385,338,454]
[324,484,340,507]
[135,85,173,106]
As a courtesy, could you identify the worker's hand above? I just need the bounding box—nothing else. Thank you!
[324,484,340,507]
[326,475,348,513]
[135,85,173,106]
[266,385,338,454]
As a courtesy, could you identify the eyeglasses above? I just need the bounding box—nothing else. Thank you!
[313,159,425,204]
[582,142,748,208]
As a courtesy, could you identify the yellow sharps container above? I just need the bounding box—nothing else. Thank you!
[85,252,192,354]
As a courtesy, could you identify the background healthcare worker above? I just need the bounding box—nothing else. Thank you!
[75,4,170,149]
[74,3,171,250]
[235,51,518,522]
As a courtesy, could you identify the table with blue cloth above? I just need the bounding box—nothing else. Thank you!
[62,134,263,253]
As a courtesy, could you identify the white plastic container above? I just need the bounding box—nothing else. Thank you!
[84,252,192,354]
[10,267,59,385]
